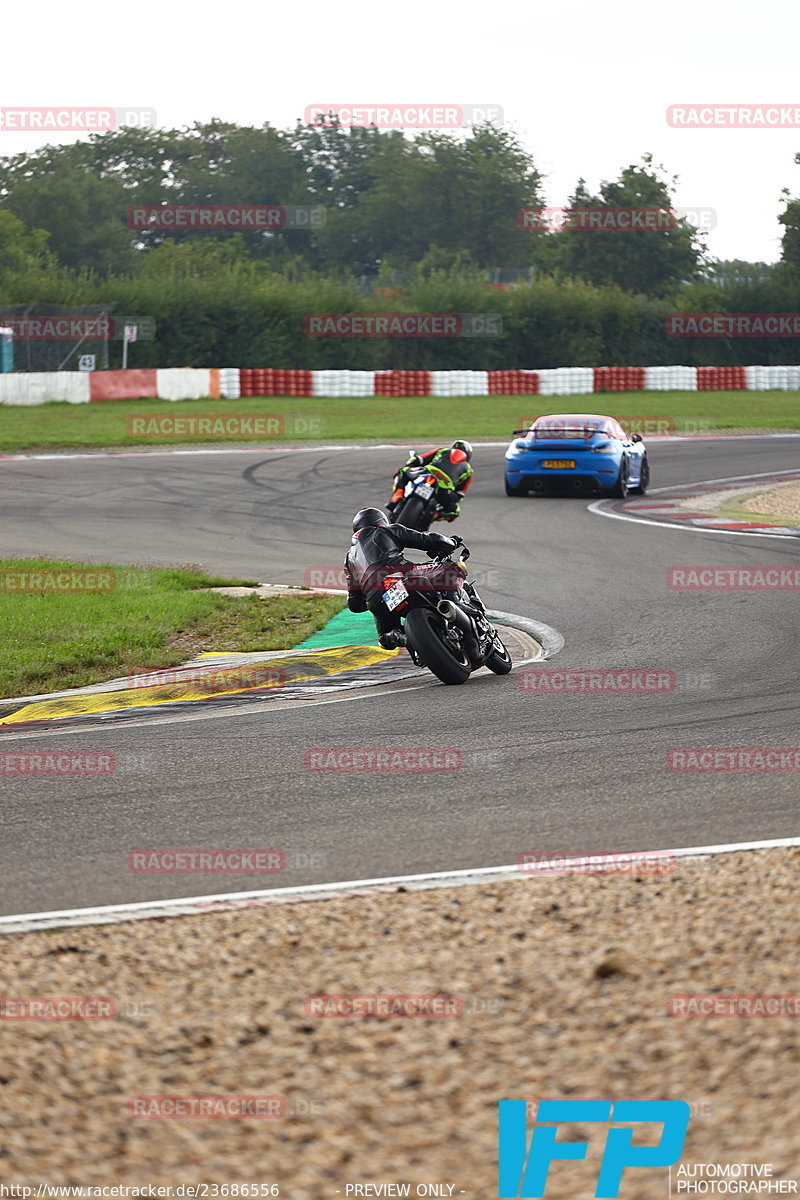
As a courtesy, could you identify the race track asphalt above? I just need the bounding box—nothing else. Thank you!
[1,437,798,916]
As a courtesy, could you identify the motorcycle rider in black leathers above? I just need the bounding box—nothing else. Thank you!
[344,507,462,650]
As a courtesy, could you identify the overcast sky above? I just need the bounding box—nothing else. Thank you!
[3,0,798,265]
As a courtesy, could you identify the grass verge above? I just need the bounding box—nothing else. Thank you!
[0,559,345,698]
[1,390,799,453]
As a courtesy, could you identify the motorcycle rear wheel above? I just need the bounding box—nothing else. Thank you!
[405,607,471,685]
[393,494,430,530]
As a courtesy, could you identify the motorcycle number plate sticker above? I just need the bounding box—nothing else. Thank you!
[416,483,434,498]
[383,581,409,610]
[542,459,575,468]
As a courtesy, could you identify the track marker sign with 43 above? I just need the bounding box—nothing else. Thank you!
[498,1099,690,1197]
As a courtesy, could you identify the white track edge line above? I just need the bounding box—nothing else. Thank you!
[589,467,800,538]
[588,502,800,541]
[644,467,800,494]
[486,608,565,658]
[1,836,798,935]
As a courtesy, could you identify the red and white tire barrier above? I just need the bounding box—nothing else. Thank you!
[0,368,222,405]
[230,365,800,397]
[1,364,800,405]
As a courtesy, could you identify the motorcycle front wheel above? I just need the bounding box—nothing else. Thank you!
[485,636,513,674]
[405,607,471,685]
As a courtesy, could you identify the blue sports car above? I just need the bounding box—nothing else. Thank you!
[504,413,649,498]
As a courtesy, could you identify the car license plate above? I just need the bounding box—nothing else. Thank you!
[383,581,409,611]
[542,459,575,469]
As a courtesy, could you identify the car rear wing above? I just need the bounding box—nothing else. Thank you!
[512,426,604,441]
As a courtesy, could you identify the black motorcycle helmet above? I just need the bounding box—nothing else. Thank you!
[352,507,389,532]
[452,439,473,460]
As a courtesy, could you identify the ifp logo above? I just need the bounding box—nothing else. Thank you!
[498,1099,690,1197]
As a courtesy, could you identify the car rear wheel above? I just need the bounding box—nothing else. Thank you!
[608,461,629,499]
[629,455,650,495]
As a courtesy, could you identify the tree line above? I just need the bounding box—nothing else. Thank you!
[1,119,799,368]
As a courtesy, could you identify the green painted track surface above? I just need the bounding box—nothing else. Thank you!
[295,606,378,649]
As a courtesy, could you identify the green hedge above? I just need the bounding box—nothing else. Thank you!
[4,261,800,369]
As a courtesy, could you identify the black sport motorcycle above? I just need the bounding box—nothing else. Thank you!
[377,544,513,685]
[391,464,462,531]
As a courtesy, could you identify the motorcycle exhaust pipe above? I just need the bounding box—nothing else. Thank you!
[437,598,468,626]
[437,600,481,660]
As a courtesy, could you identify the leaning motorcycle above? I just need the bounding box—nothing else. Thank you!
[392,465,460,531]
[377,545,513,685]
